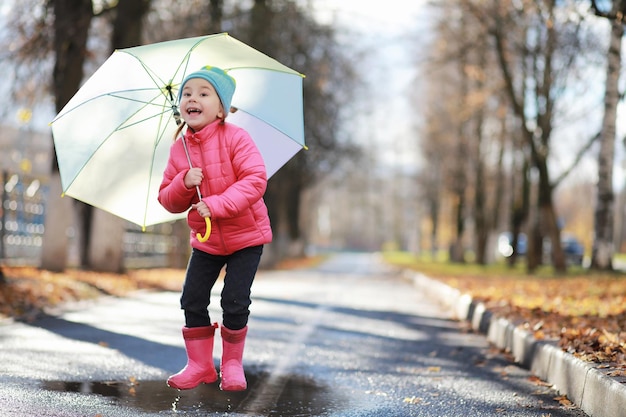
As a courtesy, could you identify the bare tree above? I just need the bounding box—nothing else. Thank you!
[232,0,359,263]
[85,0,153,273]
[6,0,153,272]
[5,0,357,269]
[588,0,626,270]
[419,1,517,264]
[39,0,94,272]
[420,0,602,271]
[418,4,471,262]
[463,0,601,272]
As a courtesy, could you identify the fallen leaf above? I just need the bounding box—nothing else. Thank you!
[528,375,552,387]
[554,395,573,407]
[403,396,424,405]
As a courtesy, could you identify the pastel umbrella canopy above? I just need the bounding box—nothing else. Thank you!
[50,33,305,229]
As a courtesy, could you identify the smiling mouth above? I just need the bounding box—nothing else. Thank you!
[187,108,201,114]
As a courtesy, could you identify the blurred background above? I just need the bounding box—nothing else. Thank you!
[1,0,625,274]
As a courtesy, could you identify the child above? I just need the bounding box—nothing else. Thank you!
[158,66,272,391]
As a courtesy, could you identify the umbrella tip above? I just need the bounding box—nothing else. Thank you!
[173,107,182,125]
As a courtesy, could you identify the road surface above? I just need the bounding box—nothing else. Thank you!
[0,252,588,416]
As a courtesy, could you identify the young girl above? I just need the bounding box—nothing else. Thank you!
[158,66,272,391]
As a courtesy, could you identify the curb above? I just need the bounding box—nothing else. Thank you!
[408,270,626,417]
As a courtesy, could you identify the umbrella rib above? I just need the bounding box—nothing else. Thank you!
[60,90,175,197]
[223,66,305,77]
[234,108,306,149]
[107,90,171,106]
[143,102,180,228]
[119,50,175,100]
[52,89,169,123]
[54,33,305,229]
[122,48,199,102]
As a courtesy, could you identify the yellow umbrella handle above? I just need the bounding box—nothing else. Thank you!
[196,217,211,242]
[181,136,211,242]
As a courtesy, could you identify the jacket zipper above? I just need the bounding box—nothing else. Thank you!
[196,133,228,253]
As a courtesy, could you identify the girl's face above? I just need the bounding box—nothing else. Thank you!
[180,78,225,131]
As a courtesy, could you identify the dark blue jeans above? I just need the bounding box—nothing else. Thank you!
[181,245,263,330]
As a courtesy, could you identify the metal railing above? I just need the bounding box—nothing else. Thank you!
[0,171,46,265]
[1,171,184,269]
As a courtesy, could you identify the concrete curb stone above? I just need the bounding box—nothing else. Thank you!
[408,270,626,417]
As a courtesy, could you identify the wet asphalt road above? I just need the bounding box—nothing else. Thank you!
[0,252,589,416]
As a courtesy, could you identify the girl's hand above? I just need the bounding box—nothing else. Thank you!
[184,167,203,189]
[192,201,211,218]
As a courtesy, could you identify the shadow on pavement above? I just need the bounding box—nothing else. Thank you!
[41,370,340,416]
[23,314,182,373]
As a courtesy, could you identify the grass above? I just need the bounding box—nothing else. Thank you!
[383,250,626,317]
[0,256,325,321]
[2,252,626,365]
[382,251,626,364]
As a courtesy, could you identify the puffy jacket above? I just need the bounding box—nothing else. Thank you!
[158,119,272,255]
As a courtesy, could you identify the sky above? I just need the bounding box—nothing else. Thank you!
[309,1,432,170]
[311,0,427,32]
[311,1,625,191]
[3,0,616,185]
[0,0,431,181]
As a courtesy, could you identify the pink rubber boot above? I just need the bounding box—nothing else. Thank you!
[167,323,218,390]
[220,325,248,391]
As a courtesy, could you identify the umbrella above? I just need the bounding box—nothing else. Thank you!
[50,33,305,229]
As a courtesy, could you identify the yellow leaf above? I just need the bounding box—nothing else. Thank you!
[403,396,427,405]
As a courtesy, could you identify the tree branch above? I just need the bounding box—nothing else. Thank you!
[590,0,626,22]
[552,131,600,187]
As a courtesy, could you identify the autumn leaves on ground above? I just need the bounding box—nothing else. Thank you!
[0,267,187,321]
[0,257,321,321]
[394,255,626,382]
[437,274,626,364]
[2,255,626,379]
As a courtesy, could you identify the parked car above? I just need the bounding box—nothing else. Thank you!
[497,232,527,258]
[497,232,584,266]
[543,234,585,266]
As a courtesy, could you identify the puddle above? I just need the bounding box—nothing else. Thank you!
[42,370,342,416]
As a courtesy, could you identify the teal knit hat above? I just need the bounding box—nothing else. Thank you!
[179,66,236,116]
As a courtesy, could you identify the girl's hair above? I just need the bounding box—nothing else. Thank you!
[173,121,186,141]
[172,105,229,141]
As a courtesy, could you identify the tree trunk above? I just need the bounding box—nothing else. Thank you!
[474,162,488,264]
[84,0,152,273]
[169,221,191,268]
[450,14,469,264]
[41,0,92,272]
[111,0,151,49]
[591,15,622,270]
[88,212,126,273]
[247,0,308,263]
[41,173,74,271]
[536,156,566,273]
[473,47,488,265]
[207,0,224,33]
[449,193,466,263]
[508,157,530,267]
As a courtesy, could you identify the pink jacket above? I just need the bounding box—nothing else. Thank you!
[158,119,272,255]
